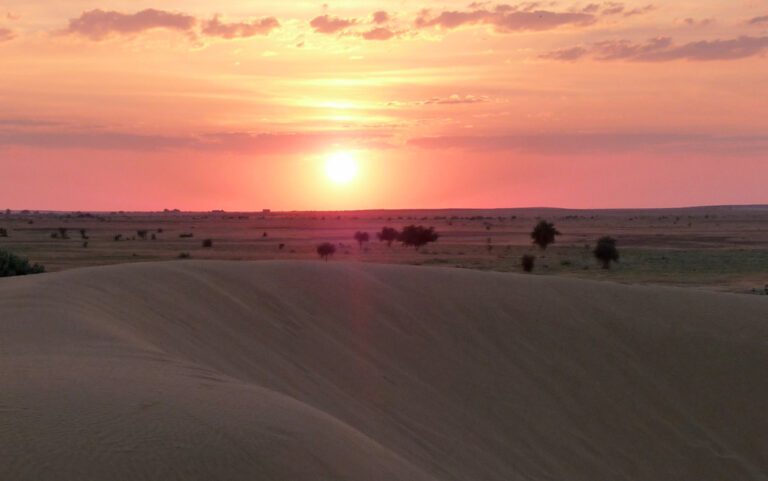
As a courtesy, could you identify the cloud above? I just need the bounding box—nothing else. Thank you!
[538,46,587,61]
[407,133,768,155]
[623,4,656,16]
[5,12,20,21]
[424,94,490,105]
[62,8,196,40]
[582,4,600,13]
[310,15,356,34]
[201,15,279,38]
[602,3,624,15]
[683,18,715,27]
[0,128,390,154]
[415,4,596,33]
[388,94,491,107]
[361,27,398,40]
[0,28,16,42]
[541,35,768,62]
[748,15,768,25]
[372,11,389,24]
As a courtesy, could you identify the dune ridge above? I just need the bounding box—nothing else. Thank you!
[1,260,767,480]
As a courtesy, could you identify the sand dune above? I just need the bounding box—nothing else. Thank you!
[1,261,766,480]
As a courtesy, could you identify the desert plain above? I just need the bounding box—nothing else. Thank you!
[2,204,767,293]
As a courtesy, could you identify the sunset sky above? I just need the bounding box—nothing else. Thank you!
[1,1,767,211]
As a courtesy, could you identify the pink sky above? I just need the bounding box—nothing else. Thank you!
[1,1,767,210]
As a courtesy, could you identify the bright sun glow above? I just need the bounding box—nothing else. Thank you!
[325,152,358,184]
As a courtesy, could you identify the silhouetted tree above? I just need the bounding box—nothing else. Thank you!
[137,230,148,240]
[79,229,88,239]
[317,242,336,261]
[594,236,619,269]
[57,227,69,239]
[530,220,560,250]
[377,227,399,247]
[0,227,7,237]
[0,248,45,277]
[202,238,213,248]
[399,225,439,250]
[521,254,535,272]
[353,231,370,249]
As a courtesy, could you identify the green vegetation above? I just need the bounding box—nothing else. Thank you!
[531,220,560,250]
[0,248,45,277]
[317,242,336,261]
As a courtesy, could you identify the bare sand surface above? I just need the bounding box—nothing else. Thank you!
[1,260,767,480]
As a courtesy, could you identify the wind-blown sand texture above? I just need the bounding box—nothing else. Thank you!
[1,261,767,480]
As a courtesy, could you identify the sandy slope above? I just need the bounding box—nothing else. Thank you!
[1,261,766,481]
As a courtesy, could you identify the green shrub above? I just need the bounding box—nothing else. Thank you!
[0,249,45,277]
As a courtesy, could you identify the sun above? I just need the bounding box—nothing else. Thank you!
[325,152,358,184]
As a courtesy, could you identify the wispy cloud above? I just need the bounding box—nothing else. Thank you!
[541,35,768,62]
[0,28,16,42]
[408,133,768,155]
[0,128,391,154]
[61,9,197,41]
[748,15,768,25]
[415,4,596,33]
[310,15,356,34]
[201,15,280,38]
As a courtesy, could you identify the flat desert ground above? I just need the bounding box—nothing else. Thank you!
[1,260,767,480]
[2,205,768,293]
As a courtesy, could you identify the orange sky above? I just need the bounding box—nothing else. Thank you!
[1,1,767,210]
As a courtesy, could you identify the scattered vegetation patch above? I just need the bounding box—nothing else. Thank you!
[0,248,45,277]
[521,254,535,273]
[317,242,336,261]
[202,238,213,248]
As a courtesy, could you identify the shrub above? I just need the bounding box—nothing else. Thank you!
[79,229,88,239]
[114,234,122,241]
[57,227,69,239]
[594,236,619,269]
[521,254,535,273]
[530,220,560,250]
[0,248,45,277]
[317,242,336,261]
[202,238,213,248]
[353,231,370,249]
[179,233,194,238]
[399,225,439,250]
[377,227,399,246]
[137,230,148,240]
[0,227,7,237]
[178,252,191,259]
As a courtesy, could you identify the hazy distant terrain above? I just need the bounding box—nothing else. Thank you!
[1,205,767,293]
[2,261,766,480]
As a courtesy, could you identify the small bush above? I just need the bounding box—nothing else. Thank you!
[531,221,560,250]
[113,234,122,241]
[0,248,45,277]
[202,238,213,248]
[377,227,399,246]
[178,252,191,259]
[137,230,148,240]
[399,225,439,250]
[317,242,336,261]
[0,227,8,237]
[521,254,535,273]
[594,236,619,269]
[179,233,194,238]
